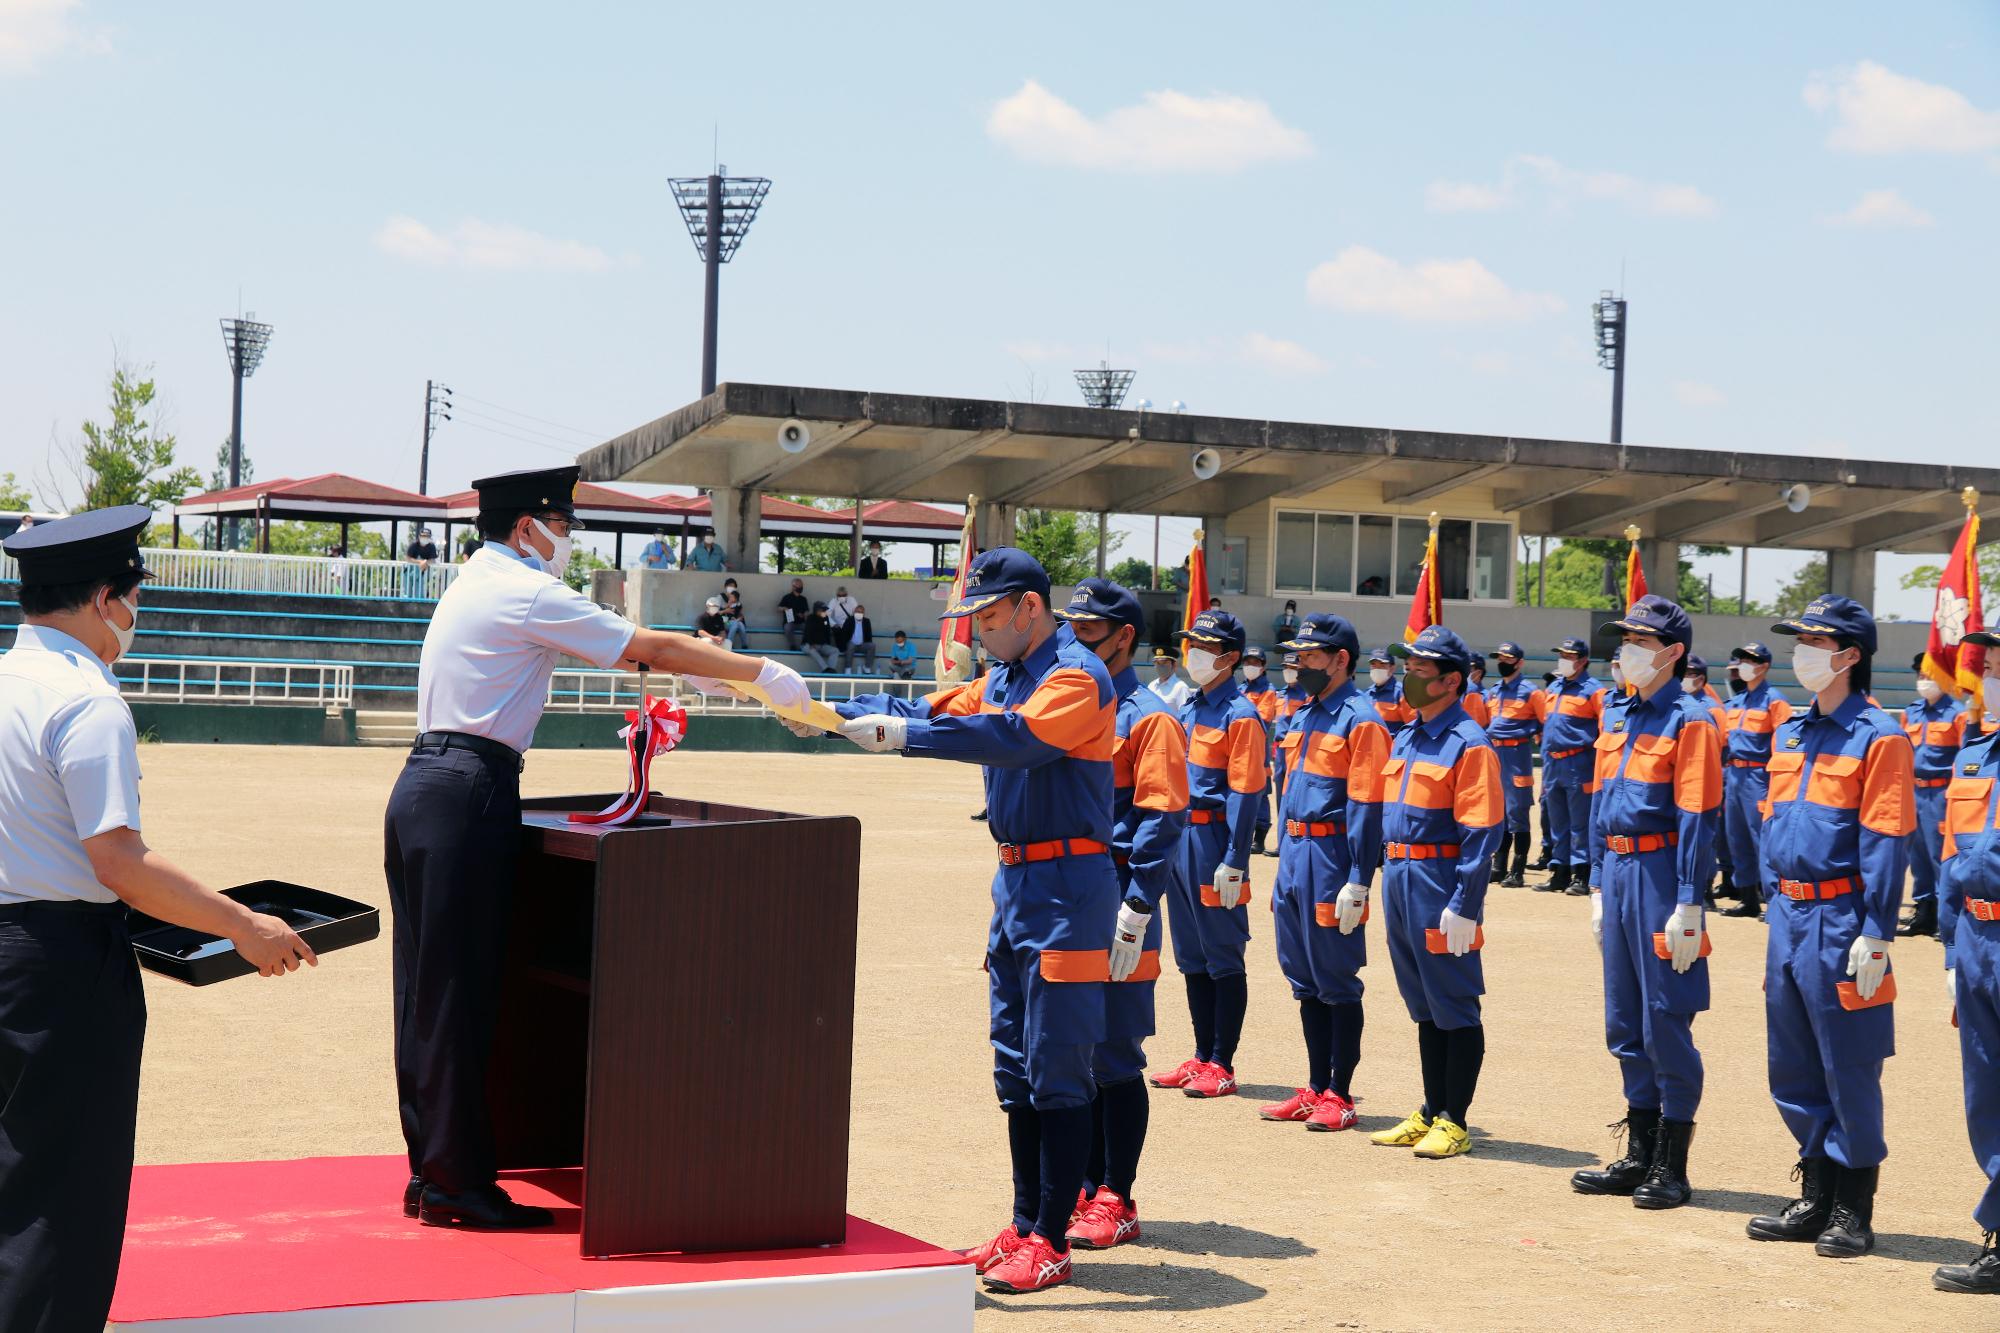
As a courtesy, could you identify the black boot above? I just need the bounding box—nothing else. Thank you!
[1539,862,1572,894]
[1747,1156,1835,1242]
[1815,1164,1878,1257]
[1253,829,1270,857]
[403,1175,423,1218]
[1499,834,1527,888]
[1898,897,1938,938]
[1934,1231,2000,1294]
[1528,842,1553,871]
[1632,1118,1695,1210]
[1717,887,1761,919]
[1565,867,1592,897]
[1571,1108,1658,1196]
[418,1184,554,1230]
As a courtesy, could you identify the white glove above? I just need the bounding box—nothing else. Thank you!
[1664,902,1704,974]
[1591,890,1603,946]
[1947,967,1957,1005]
[1108,902,1150,982]
[1334,883,1368,935]
[680,673,746,699]
[1213,864,1247,908]
[780,717,821,738]
[1845,935,1891,1001]
[755,657,813,714]
[1439,906,1478,957]
[837,714,906,753]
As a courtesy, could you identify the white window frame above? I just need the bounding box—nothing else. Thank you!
[1269,508,1515,606]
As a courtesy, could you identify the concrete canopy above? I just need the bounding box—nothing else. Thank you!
[581,384,1997,556]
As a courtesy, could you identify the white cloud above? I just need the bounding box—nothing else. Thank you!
[373,216,615,273]
[1824,187,1934,228]
[0,0,109,74]
[1306,246,1564,324]
[1238,333,1326,375]
[1672,380,1726,408]
[1426,154,1718,218]
[1805,61,2000,154]
[986,79,1311,172]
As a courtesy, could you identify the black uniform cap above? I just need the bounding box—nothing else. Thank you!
[1,505,153,586]
[472,465,580,515]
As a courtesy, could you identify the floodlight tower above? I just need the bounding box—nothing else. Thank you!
[669,165,772,396]
[1593,291,1628,443]
[219,313,274,548]
[1074,361,1137,409]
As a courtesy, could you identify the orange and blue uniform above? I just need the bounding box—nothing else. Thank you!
[1904,693,1967,912]
[1176,679,1268,975]
[1722,668,1792,899]
[1538,658,1606,874]
[1486,670,1542,835]
[1461,683,1491,729]
[1940,722,2000,1236]
[1242,670,1280,844]
[1365,670,1414,737]
[1273,682,1310,803]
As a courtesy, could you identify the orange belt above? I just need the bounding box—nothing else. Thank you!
[1285,819,1346,839]
[997,837,1109,866]
[1915,777,1951,789]
[1547,746,1587,761]
[1188,808,1218,825]
[1729,759,1766,769]
[1385,842,1460,861]
[1967,898,2000,922]
[1604,831,1679,855]
[1777,877,1854,902]
[1491,737,1531,747]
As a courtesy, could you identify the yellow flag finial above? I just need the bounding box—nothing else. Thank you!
[1427,510,1439,530]
[1964,486,1979,512]
[1624,524,1642,542]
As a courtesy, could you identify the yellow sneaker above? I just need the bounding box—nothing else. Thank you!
[1370,1109,1432,1147]
[1411,1115,1472,1158]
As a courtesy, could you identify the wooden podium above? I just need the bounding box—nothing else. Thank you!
[488,793,861,1258]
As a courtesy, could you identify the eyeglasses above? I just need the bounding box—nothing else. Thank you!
[538,513,585,535]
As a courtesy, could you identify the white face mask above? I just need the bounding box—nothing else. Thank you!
[1986,675,2000,719]
[1916,678,1942,704]
[1369,666,1392,687]
[1185,648,1226,686]
[1792,644,1845,694]
[1283,667,1299,686]
[1556,657,1582,679]
[1244,664,1265,681]
[528,518,572,575]
[1610,663,1627,687]
[1681,676,1701,695]
[1617,643,1669,692]
[100,592,139,661]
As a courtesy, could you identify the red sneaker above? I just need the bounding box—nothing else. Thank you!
[982,1230,1073,1293]
[1149,1057,1204,1089]
[1069,1187,1090,1226]
[1183,1062,1238,1098]
[961,1224,1025,1274]
[1067,1190,1141,1250]
[1305,1090,1358,1132]
[1259,1087,1320,1122]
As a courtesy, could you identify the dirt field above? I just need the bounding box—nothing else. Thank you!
[131,745,1982,1330]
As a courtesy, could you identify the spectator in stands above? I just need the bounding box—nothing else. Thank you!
[694,596,730,648]
[457,530,479,562]
[802,601,840,672]
[685,531,728,572]
[842,603,877,675]
[778,578,810,650]
[889,629,917,679]
[857,540,889,579]
[639,529,676,570]
[404,528,439,597]
[827,585,857,642]
[14,515,33,530]
[720,578,749,649]
[1272,598,1300,645]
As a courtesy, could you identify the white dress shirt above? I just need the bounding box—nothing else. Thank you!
[1147,671,1194,713]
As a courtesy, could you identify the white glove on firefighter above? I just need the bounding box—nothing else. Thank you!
[837,714,906,753]
[1948,967,1958,1005]
[1845,935,1891,1001]
[1591,890,1604,946]
[1108,902,1150,982]
[1213,864,1247,908]
[1664,902,1704,974]
[1334,883,1368,935]
[1439,906,1478,957]
[679,673,745,699]
[755,657,813,714]
[779,717,821,738]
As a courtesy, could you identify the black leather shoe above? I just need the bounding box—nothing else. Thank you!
[1897,898,1938,938]
[1253,831,1271,857]
[403,1175,423,1218]
[1815,1164,1878,1257]
[1572,1108,1658,1196]
[1717,896,1761,919]
[1934,1232,2000,1293]
[1632,1118,1695,1210]
[1565,872,1592,897]
[971,809,988,822]
[1528,851,1553,871]
[1537,863,1572,894]
[1748,1156,1834,1242]
[418,1185,554,1230]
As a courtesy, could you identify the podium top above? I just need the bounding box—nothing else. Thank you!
[520,794,818,863]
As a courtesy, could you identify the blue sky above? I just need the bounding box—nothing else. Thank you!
[2,1,1995,613]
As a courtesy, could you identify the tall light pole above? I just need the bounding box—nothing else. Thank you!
[420,380,452,494]
[668,166,771,396]
[219,314,273,548]
[1593,291,1627,443]
[1074,361,1136,409]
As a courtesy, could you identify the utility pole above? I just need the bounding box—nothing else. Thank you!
[420,380,453,494]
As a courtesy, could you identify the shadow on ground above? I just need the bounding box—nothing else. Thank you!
[1468,1134,1598,1169]
[974,1262,1267,1314]
[1135,1219,1315,1260]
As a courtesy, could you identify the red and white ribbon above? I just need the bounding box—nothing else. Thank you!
[568,689,687,826]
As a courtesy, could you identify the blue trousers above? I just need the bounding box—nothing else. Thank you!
[1764,896,1893,1167]
[1955,913,2000,1231]
[1381,857,1482,1031]
[988,929,1103,1112]
[1908,784,1947,906]
[1168,819,1250,979]
[1723,765,1769,894]
[1545,752,1595,870]
[1497,743,1535,833]
[1271,833,1365,1005]
[1600,847,1707,1119]
[1094,860,1162,1085]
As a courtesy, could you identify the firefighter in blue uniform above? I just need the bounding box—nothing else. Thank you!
[1745,597,1914,1259]
[1934,629,2000,1295]
[1364,646,1414,737]
[1487,641,1541,888]
[1050,580,1187,1252]
[1256,613,1391,1133]
[1901,651,1967,938]
[1240,646,1280,856]
[1273,652,1311,810]
[1538,637,1606,896]
[830,547,1117,1295]
[1570,596,1723,1210]
[1364,626,1504,1160]
[1718,641,1793,917]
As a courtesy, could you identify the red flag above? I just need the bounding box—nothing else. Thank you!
[1623,539,1648,605]
[936,499,978,684]
[1922,501,1984,696]
[1183,531,1210,632]
[1403,517,1442,641]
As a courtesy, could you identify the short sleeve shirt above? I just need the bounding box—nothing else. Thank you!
[0,625,144,904]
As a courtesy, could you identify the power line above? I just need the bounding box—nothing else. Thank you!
[453,406,594,449]
[450,419,581,459]
[453,392,605,441]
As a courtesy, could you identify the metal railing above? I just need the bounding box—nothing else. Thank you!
[117,658,355,707]
[0,548,459,600]
[544,669,926,715]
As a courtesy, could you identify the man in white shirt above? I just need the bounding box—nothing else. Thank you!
[0,507,315,1330]
[386,465,810,1230]
[1147,648,1194,712]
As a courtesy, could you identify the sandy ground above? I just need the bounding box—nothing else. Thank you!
[129,745,1985,1331]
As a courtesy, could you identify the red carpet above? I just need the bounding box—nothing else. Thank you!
[111,1155,967,1323]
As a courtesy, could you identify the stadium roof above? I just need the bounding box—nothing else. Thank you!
[174,473,444,522]
[580,382,1999,554]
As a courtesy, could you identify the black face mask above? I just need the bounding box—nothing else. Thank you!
[1498,659,1519,678]
[1296,666,1332,697]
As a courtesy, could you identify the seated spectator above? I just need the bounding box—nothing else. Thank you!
[843,603,877,675]
[720,578,749,649]
[888,630,917,679]
[778,577,810,650]
[639,529,676,570]
[1272,598,1300,645]
[801,601,841,672]
[686,531,728,571]
[694,596,730,648]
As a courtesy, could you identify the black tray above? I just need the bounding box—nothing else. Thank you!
[127,880,380,986]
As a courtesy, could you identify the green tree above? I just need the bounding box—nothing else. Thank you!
[203,437,255,550]
[71,364,200,511]
[766,494,856,574]
[266,522,389,559]
[1900,541,2000,603]
[1015,509,1120,585]
[0,472,32,511]
[1517,539,1730,609]
[1764,555,1828,618]
[1109,556,1156,589]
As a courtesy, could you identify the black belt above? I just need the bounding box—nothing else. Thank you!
[0,898,126,920]
[412,730,525,773]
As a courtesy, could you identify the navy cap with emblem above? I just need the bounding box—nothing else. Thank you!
[1600,593,1694,650]
[1495,640,1525,660]
[1176,609,1247,654]
[1391,625,1474,674]
[1055,577,1146,634]
[472,465,581,516]
[1687,653,1710,675]
[1965,630,2000,649]
[942,545,1050,618]
[1729,640,1773,663]
[2,504,153,586]
[1281,612,1361,663]
[1554,635,1590,657]
[1773,594,1878,656]
[1282,651,1300,667]
[1242,645,1267,663]
[1366,644,1395,664]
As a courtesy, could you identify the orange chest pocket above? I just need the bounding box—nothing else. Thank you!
[1767,750,1806,807]
[1402,758,1455,809]
[1593,730,1627,785]
[1624,732,1677,784]
[1189,724,1229,769]
[1947,776,1996,838]
[1805,752,1863,810]
[1301,731,1350,779]
[1736,708,1772,735]
[1279,730,1304,758]
[1500,698,1537,720]
[1925,722,1959,747]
